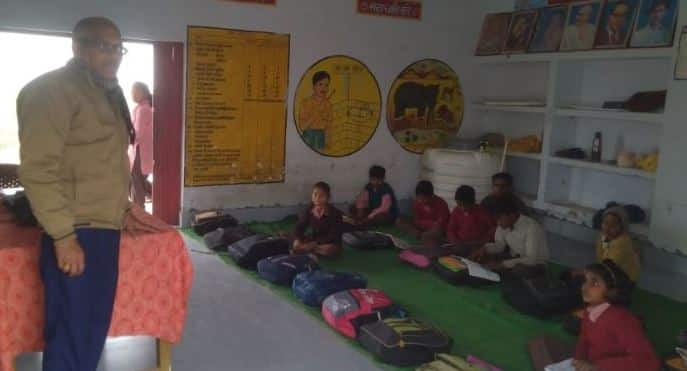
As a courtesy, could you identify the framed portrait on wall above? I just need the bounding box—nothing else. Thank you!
[560,1,603,51]
[503,10,539,53]
[529,5,569,52]
[475,12,513,56]
[594,0,640,49]
[630,0,678,48]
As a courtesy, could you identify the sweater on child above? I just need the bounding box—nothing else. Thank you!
[575,304,660,371]
[413,195,450,232]
[596,234,641,282]
[446,205,494,243]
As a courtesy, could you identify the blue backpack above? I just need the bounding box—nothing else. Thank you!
[292,271,367,307]
[257,254,319,286]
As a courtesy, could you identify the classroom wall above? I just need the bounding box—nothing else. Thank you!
[0,0,506,220]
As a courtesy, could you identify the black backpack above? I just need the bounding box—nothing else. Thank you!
[502,275,582,319]
[190,209,238,236]
[2,191,38,226]
[226,235,290,270]
[433,256,499,287]
[203,225,255,251]
[343,231,394,250]
[257,254,319,286]
[358,318,452,367]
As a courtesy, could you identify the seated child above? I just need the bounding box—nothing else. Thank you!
[447,185,494,246]
[397,180,449,240]
[529,260,660,371]
[480,172,528,218]
[597,206,641,285]
[292,182,343,257]
[561,206,641,306]
[471,195,549,273]
[350,165,399,228]
[573,260,659,371]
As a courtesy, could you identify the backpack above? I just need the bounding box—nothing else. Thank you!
[292,271,367,307]
[399,244,471,270]
[191,209,238,236]
[502,275,582,319]
[257,254,319,286]
[203,225,255,251]
[321,289,406,339]
[417,354,495,371]
[226,234,291,270]
[358,318,452,367]
[434,256,500,287]
[343,231,395,250]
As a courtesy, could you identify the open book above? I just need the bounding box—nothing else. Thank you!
[459,258,501,282]
[545,359,574,371]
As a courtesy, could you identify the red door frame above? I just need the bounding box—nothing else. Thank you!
[152,42,184,225]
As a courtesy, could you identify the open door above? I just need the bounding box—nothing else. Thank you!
[152,42,184,225]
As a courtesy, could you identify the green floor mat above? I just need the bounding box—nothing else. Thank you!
[181,219,687,371]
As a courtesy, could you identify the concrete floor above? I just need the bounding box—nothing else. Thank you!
[16,235,382,371]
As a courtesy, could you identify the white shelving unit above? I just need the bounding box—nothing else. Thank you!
[472,48,672,244]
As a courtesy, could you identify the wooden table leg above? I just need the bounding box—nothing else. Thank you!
[156,339,172,371]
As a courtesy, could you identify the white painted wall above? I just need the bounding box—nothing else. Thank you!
[0,0,509,217]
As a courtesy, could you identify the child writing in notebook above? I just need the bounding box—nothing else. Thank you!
[350,165,399,228]
[292,182,344,257]
[572,259,659,371]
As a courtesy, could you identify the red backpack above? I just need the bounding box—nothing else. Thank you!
[321,289,403,338]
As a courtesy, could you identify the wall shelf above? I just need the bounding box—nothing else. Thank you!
[555,108,663,124]
[477,47,674,65]
[548,157,656,180]
[490,148,542,161]
[472,103,547,114]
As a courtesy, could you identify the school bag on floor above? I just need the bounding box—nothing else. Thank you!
[358,318,452,367]
[434,256,500,286]
[502,275,582,319]
[399,243,473,269]
[226,234,290,270]
[416,353,499,371]
[343,231,395,250]
[257,254,319,286]
[203,225,255,251]
[321,289,406,339]
[292,271,367,307]
[191,209,238,236]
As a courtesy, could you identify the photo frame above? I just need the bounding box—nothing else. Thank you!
[503,10,539,53]
[529,5,570,52]
[674,26,687,79]
[475,12,513,56]
[560,1,603,51]
[630,0,679,48]
[594,0,640,49]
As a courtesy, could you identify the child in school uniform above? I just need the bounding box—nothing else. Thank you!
[292,182,344,257]
[397,180,449,241]
[596,206,641,285]
[470,195,549,275]
[447,185,494,246]
[350,165,399,228]
[572,260,660,371]
[530,260,660,371]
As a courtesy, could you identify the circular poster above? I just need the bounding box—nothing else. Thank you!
[294,55,382,157]
[387,59,464,154]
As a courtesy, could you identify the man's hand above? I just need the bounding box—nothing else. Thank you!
[469,246,487,262]
[572,359,598,371]
[123,204,171,236]
[54,235,85,277]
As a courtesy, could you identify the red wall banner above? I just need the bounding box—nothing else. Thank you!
[357,0,422,20]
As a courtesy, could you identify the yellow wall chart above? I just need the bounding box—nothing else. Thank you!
[185,26,289,186]
[294,55,381,157]
[387,59,464,154]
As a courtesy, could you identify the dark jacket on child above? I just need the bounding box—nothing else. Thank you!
[294,204,344,245]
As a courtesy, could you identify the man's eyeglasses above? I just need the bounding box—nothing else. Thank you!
[78,38,128,55]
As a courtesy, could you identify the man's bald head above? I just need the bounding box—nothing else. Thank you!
[72,17,124,80]
[72,17,121,41]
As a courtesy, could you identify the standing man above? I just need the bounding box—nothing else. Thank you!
[560,4,598,51]
[17,17,164,371]
[595,2,632,47]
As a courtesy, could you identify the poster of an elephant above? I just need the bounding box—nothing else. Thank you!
[386,59,464,154]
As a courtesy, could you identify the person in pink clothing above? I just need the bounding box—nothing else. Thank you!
[129,81,153,206]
